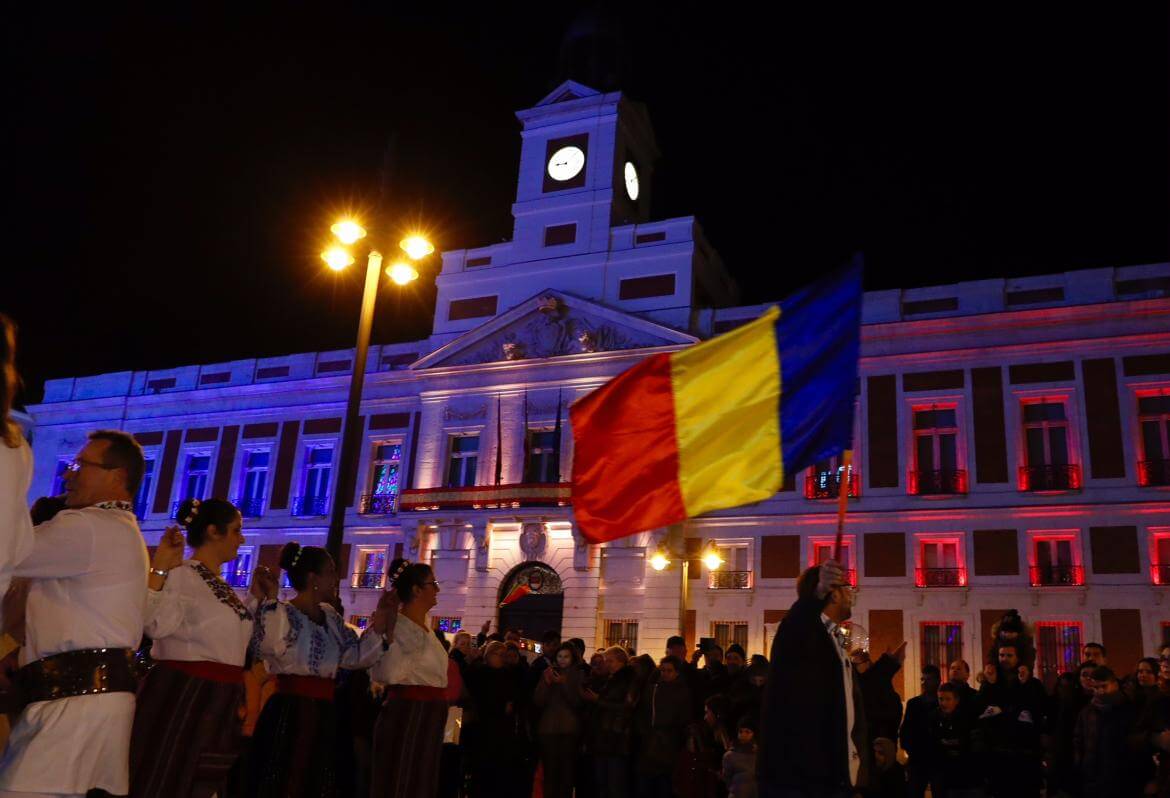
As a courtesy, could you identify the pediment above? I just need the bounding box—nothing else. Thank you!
[413,291,698,369]
[534,79,601,107]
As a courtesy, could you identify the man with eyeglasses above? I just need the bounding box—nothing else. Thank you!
[0,429,148,798]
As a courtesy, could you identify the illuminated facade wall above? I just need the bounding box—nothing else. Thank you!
[27,81,1170,687]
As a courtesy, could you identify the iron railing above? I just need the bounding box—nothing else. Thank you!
[908,469,968,496]
[1030,565,1084,587]
[351,571,386,589]
[291,495,330,517]
[236,496,265,518]
[916,567,967,588]
[1139,460,1170,487]
[805,471,860,500]
[223,570,251,588]
[1019,464,1081,492]
[358,493,398,515]
[708,570,753,590]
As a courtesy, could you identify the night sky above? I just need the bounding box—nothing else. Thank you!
[4,5,1167,405]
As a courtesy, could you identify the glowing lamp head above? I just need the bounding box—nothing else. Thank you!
[702,546,724,571]
[649,551,671,571]
[322,247,354,271]
[399,235,435,260]
[330,220,367,245]
[386,261,419,286]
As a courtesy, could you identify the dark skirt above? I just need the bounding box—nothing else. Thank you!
[246,692,339,798]
[370,696,448,798]
[128,663,244,798]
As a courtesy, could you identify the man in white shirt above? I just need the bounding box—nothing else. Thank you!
[0,430,148,798]
[759,559,869,797]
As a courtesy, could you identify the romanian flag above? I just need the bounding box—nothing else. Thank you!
[499,584,531,607]
[570,259,863,543]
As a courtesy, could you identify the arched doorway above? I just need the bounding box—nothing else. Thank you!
[498,561,564,641]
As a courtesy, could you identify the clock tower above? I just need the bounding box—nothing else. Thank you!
[510,79,657,254]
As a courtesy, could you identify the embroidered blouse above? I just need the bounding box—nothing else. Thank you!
[369,613,448,688]
[251,599,384,678]
[145,560,255,666]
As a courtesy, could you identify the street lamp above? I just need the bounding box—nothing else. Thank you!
[320,219,434,563]
[702,544,725,571]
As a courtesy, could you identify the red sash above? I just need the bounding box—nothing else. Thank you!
[157,659,244,685]
[275,674,335,701]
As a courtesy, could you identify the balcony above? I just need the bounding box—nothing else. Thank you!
[358,493,398,515]
[1139,460,1170,487]
[804,470,860,500]
[351,571,386,590]
[223,569,251,588]
[291,495,330,517]
[708,570,753,590]
[908,469,968,496]
[915,567,967,588]
[1018,464,1082,492]
[400,482,572,511]
[236,496,265,518]
[1153,564,1170,585]
[1030,565,1084,587]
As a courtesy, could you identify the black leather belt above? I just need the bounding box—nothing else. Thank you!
[16,647,137,706]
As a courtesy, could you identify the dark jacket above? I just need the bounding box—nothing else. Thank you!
[898,693,939,770]
[930,707,979,790]
[974,675,1045,792]
[533,666,584,737]
[589,665,635,757]
[1074,692,1141,798]
[636,677,693,774]
[859,654,904,742]
[758,597,870,795]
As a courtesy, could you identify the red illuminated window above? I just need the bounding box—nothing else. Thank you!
[1138,392,1170,487]
[920,621,963,669]
[1029,534,1083,586]
[812,539,857,586]
[1152,532,1170,585]
[1019,400,1081,491]
[909,406,967,495]
[916,538,966,587]
[1036,621,1083,682]
[805,456,859,499]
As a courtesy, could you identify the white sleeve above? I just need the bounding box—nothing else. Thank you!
[338,618,386,671]
[144,567,188,641]
[14,511,95,579]
[252,600,292,660]
[2,443,33,575]
[371,625,421,684]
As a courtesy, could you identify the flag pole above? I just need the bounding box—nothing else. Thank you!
[494,393,503,486]
[834,449,853,561]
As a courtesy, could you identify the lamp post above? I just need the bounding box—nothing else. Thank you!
[321,220,434,565]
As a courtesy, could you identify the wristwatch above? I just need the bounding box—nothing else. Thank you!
[149,567,169,579]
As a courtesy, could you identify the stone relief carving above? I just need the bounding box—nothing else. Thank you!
[519,522,547,559]
[443,300,671,366]
[443,405,487,422]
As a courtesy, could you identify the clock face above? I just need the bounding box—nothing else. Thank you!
[624,161,640,201]
[547,146,586,182]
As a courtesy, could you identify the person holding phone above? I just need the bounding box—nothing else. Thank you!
[534,643,585,798]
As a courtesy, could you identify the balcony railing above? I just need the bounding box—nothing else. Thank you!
[223,569,251,588]
[236,496,265,518]
[291,495,330,517]
[1153,564,1170,585]
[908,469,968,496]
[1030,565,1084,587]
[1139,460,1170,487]
[915,567,967,588]
[351,571,386,590]
[400,482,572,511]
[804,471,860,500]
[1018,464,1082,492]
[708,570,753,590]
[359,493,398,515]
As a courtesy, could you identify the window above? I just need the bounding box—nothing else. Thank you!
[1138,394,1170,486]
[805,456,859,499]
[1020,400,1080,490]
[711,621,749,652]
[920,621,963,669]
[526,429,559,483]
[221,546,254,588]
[448,296,498,322]
[812,539,857,585]
[134,458,155,518]
[544,223,577,247]
[604,619,639,651]
[362,443,402,514]
[916,538,965,587]
[1036,621,1083,682]
[446,435,480,488]
[350,615,372,631]
[182,453,211,501]
[619,274,676,300]
[238,451,269,516]
[1152,532,1170,585]
[51,459,70,495]
[1030,534,1083,586]
[710,543,752,589]
[910,406,966,494]
[435,617,463,634]
[353,548,387,589]
[293,446,333,516]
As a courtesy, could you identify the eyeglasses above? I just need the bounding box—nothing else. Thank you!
[423,580,440,588]
[64,458,119,473]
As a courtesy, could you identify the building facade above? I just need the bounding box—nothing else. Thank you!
[29,80,1170,696]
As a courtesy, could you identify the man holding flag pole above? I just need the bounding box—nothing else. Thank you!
[569,256,865,795]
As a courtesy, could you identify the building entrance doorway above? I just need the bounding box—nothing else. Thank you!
[498,562,564,641]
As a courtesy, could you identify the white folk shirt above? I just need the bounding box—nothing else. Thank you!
[145,560,254,666]
[252,599,383,678]
[0,502,148,796]
[370,613,449,688]
[0,440,34,627]
[823,614,860,787]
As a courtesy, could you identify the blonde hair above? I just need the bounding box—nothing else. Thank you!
[603,646,629,665]
[483,641,507,661]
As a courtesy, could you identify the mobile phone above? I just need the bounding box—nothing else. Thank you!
[698,637,716,652]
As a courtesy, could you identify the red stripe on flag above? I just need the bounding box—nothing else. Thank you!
[570,353,686,542]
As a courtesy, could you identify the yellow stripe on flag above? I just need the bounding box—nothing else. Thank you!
[670,306,783,517]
